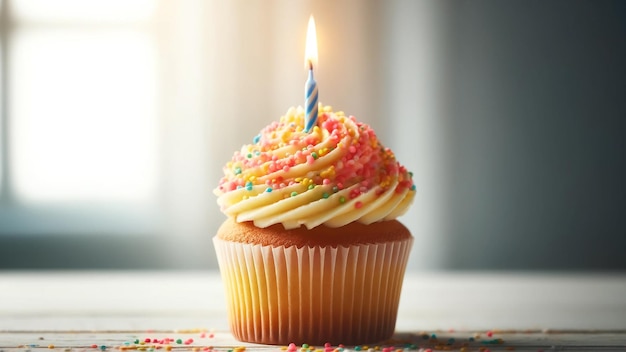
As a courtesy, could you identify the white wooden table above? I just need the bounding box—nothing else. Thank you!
[1,271,625,351]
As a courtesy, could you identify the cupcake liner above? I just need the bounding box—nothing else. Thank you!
[213,236,413,345]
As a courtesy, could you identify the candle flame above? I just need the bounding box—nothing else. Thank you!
[305,15,318,70]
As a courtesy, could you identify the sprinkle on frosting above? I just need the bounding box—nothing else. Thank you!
[215,105,415,229]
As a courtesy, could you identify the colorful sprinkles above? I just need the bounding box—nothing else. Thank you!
[13,329,513,352]
[14,329,625,352]
[215,106,416,227]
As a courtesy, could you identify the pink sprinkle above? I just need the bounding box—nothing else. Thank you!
[307,155,315,164]
[487,330,493,337]
[323,178,331,185]
[283,165,290,172]
[355,201,363,208]
[200,333,206,338]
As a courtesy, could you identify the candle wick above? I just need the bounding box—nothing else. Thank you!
[308,60,313,71]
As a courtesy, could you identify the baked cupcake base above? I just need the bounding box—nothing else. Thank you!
[213,219,413,345]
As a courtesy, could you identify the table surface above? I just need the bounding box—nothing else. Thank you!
[1,271,625,351]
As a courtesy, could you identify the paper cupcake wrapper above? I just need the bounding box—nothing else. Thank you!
[213,236,413,345]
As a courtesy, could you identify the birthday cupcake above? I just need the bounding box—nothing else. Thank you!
[213,105,415,345]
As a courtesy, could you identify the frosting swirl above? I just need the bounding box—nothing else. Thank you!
[215,105,415,229]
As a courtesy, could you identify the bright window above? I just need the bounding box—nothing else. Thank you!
[1,0,160,234]
[10,29,157,203]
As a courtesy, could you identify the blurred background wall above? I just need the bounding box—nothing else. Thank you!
[0,0,624,270]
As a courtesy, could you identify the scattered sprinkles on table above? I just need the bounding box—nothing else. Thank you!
[215,105,416,230]
[8,329,530,352]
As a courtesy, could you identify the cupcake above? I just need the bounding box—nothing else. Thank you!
[213,105,415,345]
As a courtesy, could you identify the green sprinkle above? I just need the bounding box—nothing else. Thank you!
[234,167,242,175]
[176,339,182,345]
[253,134,261,144]
[409,171,414,177]
[265,187,273,193]
[481,339,501,345]
[301,344,309,349]
[354,347,362,351]
[308,184,315,190]
[246,153,252,158]
[134,340,140,344]
[100,346,106,351]
[311,152,319,159]
[322,192,330,199]
[245,182,253,191]
[411,184,416,191]
[339,196,346,204]
[332,186,339,193]
[291,191,298,197]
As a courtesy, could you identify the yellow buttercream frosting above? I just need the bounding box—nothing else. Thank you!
[215,105,415,229]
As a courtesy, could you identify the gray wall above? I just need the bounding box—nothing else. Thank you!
[442,1,626,269]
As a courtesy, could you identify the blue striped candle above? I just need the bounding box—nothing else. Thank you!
[304,15,318,133]
[304,66,318,132]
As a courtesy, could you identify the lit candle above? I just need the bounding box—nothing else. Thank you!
[304,15,318,133]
